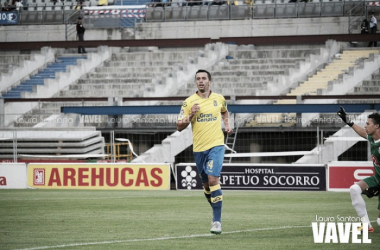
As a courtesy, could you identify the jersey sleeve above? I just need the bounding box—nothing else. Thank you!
[178,100,190,121]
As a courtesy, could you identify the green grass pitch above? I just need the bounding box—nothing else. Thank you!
[0,190,379,250]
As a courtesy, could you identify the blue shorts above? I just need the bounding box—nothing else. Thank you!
[193,145,225,183]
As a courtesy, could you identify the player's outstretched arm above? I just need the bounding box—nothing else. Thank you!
[336,106,367,138]
[351,124,367,139]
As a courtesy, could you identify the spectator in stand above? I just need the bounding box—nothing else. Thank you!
[2,1,10,11]
[15,0,23,11]
[361,19,369,34]
[368,12,378,47]
[76,17,87,54]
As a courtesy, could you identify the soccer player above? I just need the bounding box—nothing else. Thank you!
[177,69,233,234]
[337,107,380,233]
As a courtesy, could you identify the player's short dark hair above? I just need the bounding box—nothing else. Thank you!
[195,69,211,81]
[368,113,380,125]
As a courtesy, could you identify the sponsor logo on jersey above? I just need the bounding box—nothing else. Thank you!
[372,155,379,167]
[197,113,217,122]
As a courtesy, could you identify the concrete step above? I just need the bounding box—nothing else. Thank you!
[68,84,148,91]
[354,86,380,93]
[112,52,198,61]
[228,49,320,59]
[94,67,173,73]
[104,61,184,67]
[77,78,153,84]
[227,58,305,65]
[361,80,380,86]
[213,63,297,71]
[59,90,142,97]
[86,72,162,78]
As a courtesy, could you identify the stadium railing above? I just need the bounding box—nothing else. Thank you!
[3,0,376,27]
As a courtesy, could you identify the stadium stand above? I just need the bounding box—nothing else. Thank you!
[0,48,55,97]
[2,55,87,99]
[11,44,227,128]
[11,0,368,27]
[0,48,113,160]
[3,46,111,128]
[352,71,380,98]
[288,50,379,96]
[175,46,319,98]
[308,51,380,128]
[248,48,380,127]
[29,42,344,131]
[130,42,344,163]
[60,48,202,98]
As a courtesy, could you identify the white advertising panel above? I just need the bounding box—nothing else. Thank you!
[0,163,27,189]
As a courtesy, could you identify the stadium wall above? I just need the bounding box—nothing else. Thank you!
[0,16,349,42]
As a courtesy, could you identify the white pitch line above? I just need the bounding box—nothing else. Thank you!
[12,225,311,250]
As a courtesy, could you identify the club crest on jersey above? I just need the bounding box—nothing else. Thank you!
[372,155,379,167]
[214,100,217,106]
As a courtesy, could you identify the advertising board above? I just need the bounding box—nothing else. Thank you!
[0,163,27,189]
[176,163,326,191]
[27,163,171,190]
[328,161,374,191]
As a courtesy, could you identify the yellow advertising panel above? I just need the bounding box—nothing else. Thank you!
[27,163,171,190]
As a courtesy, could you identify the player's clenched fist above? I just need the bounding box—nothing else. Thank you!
[191,103,200,115]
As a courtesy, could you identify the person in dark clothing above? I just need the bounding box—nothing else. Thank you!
[76,17,87,54]
[361,19,369,34]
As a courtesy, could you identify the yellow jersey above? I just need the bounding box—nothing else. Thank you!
[178,91,228,152]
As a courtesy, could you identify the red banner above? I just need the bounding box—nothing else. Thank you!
[328,162,374,191]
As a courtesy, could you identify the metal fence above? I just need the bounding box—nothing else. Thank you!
[144,1,359,22]
[0,125,371,165]
[4,0,378,27]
